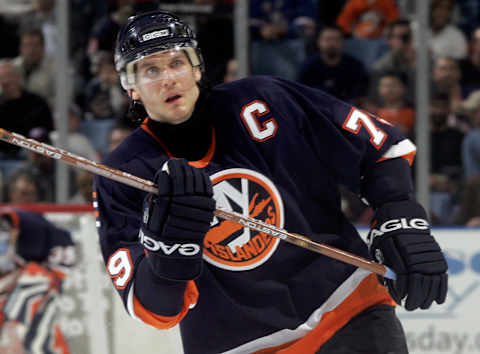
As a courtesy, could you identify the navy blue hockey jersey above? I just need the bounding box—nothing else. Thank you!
[94,76,416,354]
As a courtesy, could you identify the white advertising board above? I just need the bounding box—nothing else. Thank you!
[398,229,480,354]
[46,210,479,354]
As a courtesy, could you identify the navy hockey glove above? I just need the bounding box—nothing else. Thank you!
[140,158,215,281]
[367,200,448,311]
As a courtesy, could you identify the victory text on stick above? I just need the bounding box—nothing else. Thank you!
[0,127,396,280]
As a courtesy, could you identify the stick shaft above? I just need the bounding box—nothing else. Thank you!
[0,128,395,279]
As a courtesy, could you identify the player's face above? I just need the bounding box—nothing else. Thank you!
[131,50,201,125]
[378,76,405,103]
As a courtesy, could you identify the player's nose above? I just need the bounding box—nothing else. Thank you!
[160,69,177,87]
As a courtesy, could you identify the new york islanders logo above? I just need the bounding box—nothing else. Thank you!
[204,168,284,271]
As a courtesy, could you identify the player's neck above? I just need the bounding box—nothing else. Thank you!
[147,89,212,161]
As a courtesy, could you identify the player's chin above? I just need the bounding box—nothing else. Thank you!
[167,109,192,125]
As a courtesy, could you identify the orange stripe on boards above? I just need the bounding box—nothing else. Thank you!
[254,274,395,354]
[53,324,70,354]
[132,280,199,329]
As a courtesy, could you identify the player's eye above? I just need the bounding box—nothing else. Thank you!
[144,66,160,78]
[170,58,185,69]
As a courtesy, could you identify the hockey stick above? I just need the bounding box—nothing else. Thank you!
[0,128,396,280]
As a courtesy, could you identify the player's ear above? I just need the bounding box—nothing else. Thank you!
[194,66,202,83]
[129,88,141,101]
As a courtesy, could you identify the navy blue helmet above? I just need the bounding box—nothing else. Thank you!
[114,11,204,90]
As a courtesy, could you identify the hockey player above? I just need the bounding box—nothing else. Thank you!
[0,207,75,354]
[93,11,448,354]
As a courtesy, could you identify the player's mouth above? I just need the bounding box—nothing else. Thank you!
[165,94,182,103]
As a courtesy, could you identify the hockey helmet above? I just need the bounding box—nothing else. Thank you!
[114,11,204,90]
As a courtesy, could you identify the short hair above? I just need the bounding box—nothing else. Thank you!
[433,56,460,72]
[7,169,38,200]
[0,59,23,78]
[378,70,408,86]
[317,25,344,38]
[19,26,45,44]
[430,0,454,12]
[386,19,411,38]
[90,50,115,75]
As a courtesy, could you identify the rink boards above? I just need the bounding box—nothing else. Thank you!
[40,209,479,354]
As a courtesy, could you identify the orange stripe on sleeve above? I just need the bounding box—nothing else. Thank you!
[254,274,395,354]
[377,149,416,166]
[132,280,199,329]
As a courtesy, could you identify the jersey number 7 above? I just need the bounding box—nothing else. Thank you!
[342,108,387,149]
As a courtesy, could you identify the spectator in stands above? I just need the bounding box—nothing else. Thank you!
[458,90,480,179]
[412,0,468,60]
[12,26,56,109]
[432,56,464,115]
[0,59,54,159]
[429,92,465,224]
[15,127,56,202]
[87,0,136,58]
[195,1,235,83]
[49,104,99,162]
[69,0,111,106]
[336,0,399,39]
[452,175,480,226]
[371,19,416,101]
[9,127,77,203]
[459,27,480,96]
[376,71,415,137]
[250,0,316,80]
[430,92,465,177]
[297,26,369,102]
[210,58,238,86]
[108,122,134,152]
[223,58,238,83]
[70,0,108,58]
[21,0,57,57]
[84,50,129,120]
[5,170,39,203]
[68,170,94,204]
[373,19,415,73]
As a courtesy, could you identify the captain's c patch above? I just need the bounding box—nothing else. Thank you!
[204,168,284,271]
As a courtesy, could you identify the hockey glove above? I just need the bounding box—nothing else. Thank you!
[367,200,448,311]
[140,158,215,281]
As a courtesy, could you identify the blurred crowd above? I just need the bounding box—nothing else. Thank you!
[0,0,478,227]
